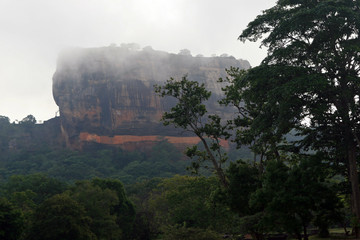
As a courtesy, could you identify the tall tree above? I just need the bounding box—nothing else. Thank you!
[28,194,96,240]
[91,178,136,239]
[71,181,122,240]
[219,67,284,169]
[155,76,230,187]
[239,0,360,236]
[70,178,136,240]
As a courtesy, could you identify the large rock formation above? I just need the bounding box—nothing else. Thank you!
[52,46,250,150]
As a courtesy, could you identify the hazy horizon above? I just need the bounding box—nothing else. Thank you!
[0,0,276,122]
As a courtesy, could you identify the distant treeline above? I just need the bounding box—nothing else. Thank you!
[0,114,252,184]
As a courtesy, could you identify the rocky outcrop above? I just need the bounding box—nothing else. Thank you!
[52,46,250,149]
[6,117,64,152]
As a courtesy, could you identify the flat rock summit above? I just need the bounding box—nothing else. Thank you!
[52,45,250,150]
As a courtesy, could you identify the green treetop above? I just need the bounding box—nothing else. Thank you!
[239,0,360,236]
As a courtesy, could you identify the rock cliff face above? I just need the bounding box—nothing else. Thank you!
[6,117,64,152]
[53,46,250,149]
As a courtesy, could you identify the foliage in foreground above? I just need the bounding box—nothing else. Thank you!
[0,175,135,240]
[0,164,350,240]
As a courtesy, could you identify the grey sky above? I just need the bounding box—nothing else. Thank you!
[0,0,276,122]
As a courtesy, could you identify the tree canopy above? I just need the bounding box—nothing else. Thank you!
[238,0,360,235]
[0,198,24,240]
[28,194,96,240]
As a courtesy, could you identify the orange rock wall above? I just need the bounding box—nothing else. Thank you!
[79,132,229,151]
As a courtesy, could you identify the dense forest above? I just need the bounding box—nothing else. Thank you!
[2,1,360,240]
[0,115,253,240]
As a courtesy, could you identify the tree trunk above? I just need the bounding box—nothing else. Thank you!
[348,144,360,238]
[199,136,229,188]
[251,232,264,240]
[303,224,308,240]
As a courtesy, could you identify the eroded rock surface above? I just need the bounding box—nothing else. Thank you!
[53,46,250,149]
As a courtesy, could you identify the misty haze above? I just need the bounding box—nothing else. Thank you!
[1,1,358,240]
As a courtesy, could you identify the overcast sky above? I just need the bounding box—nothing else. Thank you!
[0,0,277,122]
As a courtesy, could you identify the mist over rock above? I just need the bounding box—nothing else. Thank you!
[52,46,250,149]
